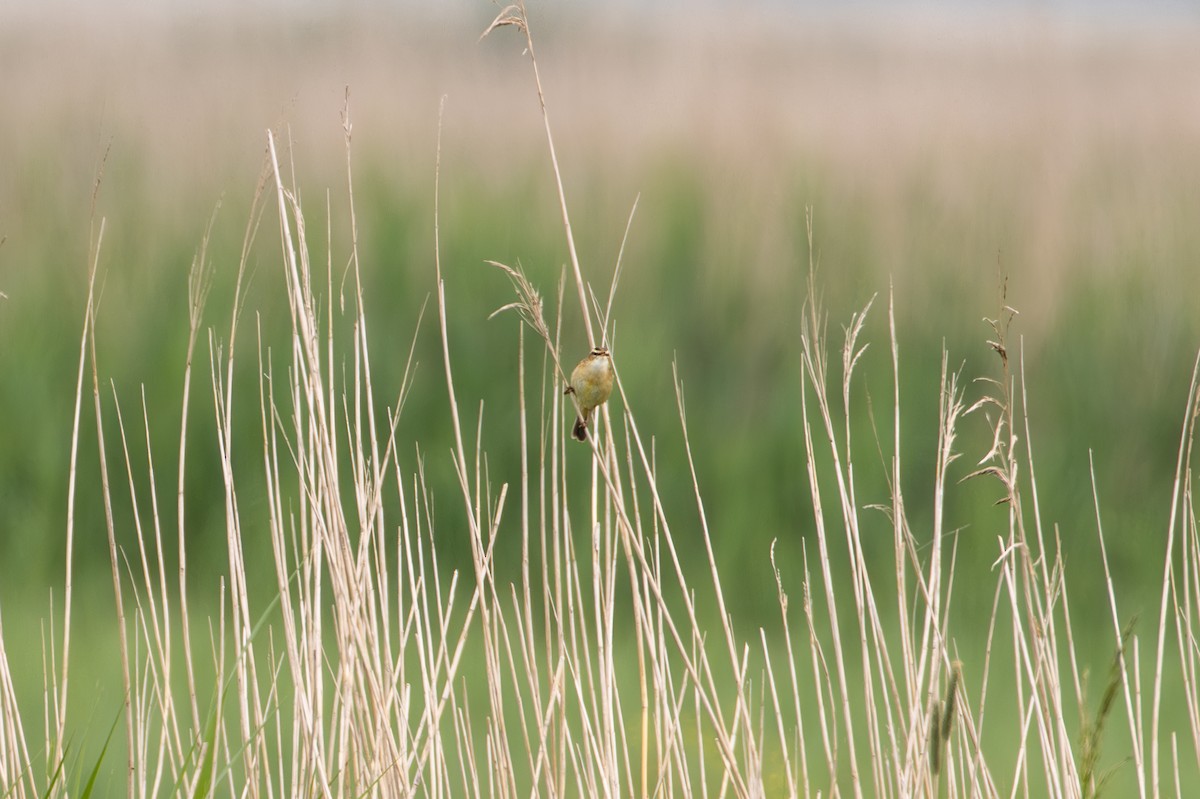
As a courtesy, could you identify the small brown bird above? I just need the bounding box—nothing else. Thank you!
[564,346,614,442]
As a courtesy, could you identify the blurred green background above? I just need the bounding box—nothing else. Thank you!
[3,3,1200,789]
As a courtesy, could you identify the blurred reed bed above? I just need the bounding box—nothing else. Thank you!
[2,5,1200,794]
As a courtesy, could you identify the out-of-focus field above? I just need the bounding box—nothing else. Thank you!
[2,5,1200,788]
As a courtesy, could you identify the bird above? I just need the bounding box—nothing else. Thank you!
[564,346,614,442]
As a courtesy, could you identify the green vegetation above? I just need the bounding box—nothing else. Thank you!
[2,4,1200,796]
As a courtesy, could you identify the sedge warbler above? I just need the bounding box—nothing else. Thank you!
[564,346,614,442]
